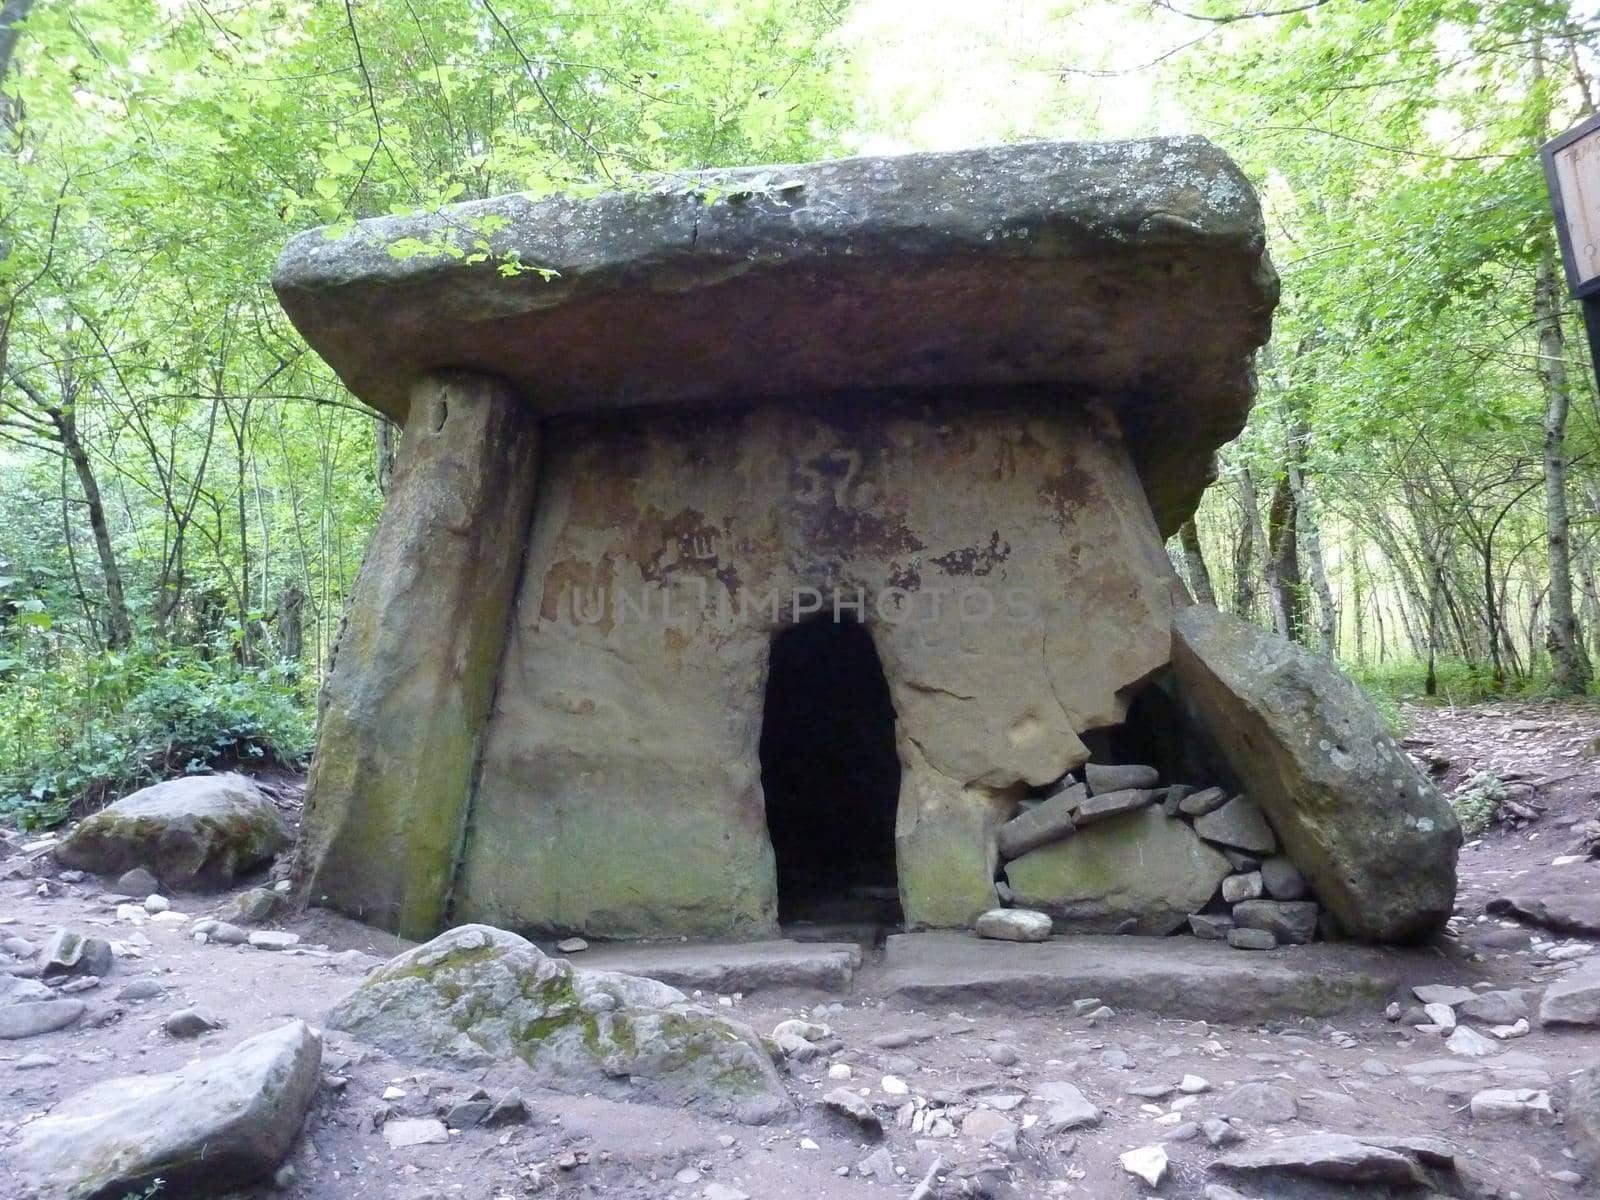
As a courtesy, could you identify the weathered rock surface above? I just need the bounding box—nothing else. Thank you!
[1213,1133,1455,1189]
[879,931,1399,1020]
[1004,806,1231,934]
[9,1020,320,1199]
[274,139,1277,536]
[1485,865,1600,936]
[1232,899,1319,945]
[326,925,789,1122]
[1171,605,1461,943]
[1569,1066,1600,1169]
[55,773,286,891]
[1192,794,1277,855]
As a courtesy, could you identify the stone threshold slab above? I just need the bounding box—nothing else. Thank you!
[564,939,863,994]
[872,932,1419,1022]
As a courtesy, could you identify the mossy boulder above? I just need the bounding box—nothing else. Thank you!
[1004,806,1231,934]
[54,773,287,891]
[326,925,790,1123]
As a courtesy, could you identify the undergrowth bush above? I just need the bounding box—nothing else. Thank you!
[0,639,311,829]
[1452,770,1507,837]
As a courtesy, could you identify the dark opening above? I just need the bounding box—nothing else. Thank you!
[759,616,902,926]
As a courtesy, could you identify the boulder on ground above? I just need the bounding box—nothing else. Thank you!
[0,999,86,1040]
[326,924,789,1123]
[1538,960,1600,1027]
[54,773,287,891]
[1170,606,1460,943]
[974,909,1052,942]
[40,928,113,979]
[216,887,281,926]
[1004,807,1231,934]
[9,1019,320,1199]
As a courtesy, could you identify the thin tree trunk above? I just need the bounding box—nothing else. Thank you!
[1231,464,1265,619]
[1265,473,1304,642]
[1287,462,1337,655]
[1178,520,1217,607]
[1535,253,1591,693]
[50,404,132,649]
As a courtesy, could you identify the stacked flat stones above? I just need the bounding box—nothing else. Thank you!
[981,762,1325,950]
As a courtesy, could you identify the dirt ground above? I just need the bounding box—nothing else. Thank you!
[2,700,1599,1200]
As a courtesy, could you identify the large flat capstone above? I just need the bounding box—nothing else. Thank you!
[273,138,1277,534]
[875,932,1403,1021]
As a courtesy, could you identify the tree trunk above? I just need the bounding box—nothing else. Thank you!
[1178,520,1217,607]
[1265,473,1304,642]
[50,404,133,649]
[1534,253,1591,693]
[276,581,305,667]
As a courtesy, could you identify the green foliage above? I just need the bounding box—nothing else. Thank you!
[1452,770,1508,837]
[0,640,311,829]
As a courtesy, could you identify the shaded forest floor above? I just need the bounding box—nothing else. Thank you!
[1,701,1598,1199]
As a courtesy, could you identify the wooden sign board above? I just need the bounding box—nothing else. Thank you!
[1544,112,1600,298]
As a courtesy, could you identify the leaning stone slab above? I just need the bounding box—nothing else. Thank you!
[293,374,541,939]
[1004,806,1230,934]
[996,786,1083,860]
[327,924,789,1123]
[1171,606,1461,943]
[9,1020,320,1199]
[54,773,286,891]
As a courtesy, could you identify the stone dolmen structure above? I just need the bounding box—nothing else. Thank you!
[274,138,1460,947]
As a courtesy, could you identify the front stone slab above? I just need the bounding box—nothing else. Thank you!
[452,399,1183,937]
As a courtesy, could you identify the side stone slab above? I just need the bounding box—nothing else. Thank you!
[293,373,541,938]
[1169,605,1460,943]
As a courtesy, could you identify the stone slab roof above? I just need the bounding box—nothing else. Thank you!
[273,138,1277,533]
